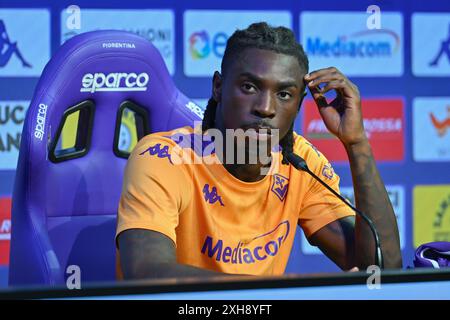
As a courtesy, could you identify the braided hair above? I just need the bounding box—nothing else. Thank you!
[201,22,309,165]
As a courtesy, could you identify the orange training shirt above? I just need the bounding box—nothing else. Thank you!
[115,125,354,277]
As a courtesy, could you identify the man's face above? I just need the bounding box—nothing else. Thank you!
[213,48,306,144]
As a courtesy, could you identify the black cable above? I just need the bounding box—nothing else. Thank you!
[286,152,384,269]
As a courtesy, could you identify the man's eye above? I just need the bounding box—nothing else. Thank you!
[241,83,256,93]
[278,91,292,100]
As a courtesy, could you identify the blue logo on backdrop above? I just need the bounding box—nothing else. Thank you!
[412,13,450,76]
[0,9,50,76]
[429,24,450,67]
[0,20,32,69]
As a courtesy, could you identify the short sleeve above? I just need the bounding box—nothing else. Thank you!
[296,138,355,238]
[115,135,192,246]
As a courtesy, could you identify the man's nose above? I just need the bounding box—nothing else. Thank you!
[252,91,276,118]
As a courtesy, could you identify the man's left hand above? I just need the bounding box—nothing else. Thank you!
[304,67,367,146]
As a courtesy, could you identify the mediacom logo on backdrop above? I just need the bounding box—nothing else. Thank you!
[303,98,405,162]
[301,12,403,76]
[0,197,11,265]
[306,29,401,58]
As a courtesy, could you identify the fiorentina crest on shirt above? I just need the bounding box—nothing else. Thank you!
[271,174,289,201]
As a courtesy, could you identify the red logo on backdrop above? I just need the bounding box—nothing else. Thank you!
[303,98,404,162]
[0,197,11,265]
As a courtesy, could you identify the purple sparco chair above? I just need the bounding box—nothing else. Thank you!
[414,242,450,268]
[9,31,201,286]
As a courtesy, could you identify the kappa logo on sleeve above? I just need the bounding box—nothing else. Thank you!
[139,143,173,164]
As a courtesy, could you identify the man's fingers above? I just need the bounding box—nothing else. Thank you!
[309,85,328,107]
[347,267,360,272]
[318,79,346,95]
[305,66,340,80]
[306,74,342,89]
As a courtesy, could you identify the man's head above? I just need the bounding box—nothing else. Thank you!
[202,22,309,165]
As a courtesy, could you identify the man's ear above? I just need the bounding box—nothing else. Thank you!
[212,71,222,103]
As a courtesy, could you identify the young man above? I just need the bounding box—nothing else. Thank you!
[116,22,402,279]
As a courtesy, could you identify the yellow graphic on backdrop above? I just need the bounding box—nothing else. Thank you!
[414,185,450,247]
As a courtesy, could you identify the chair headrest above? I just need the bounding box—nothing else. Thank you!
[16,30,201,217]
[29,30,198,144]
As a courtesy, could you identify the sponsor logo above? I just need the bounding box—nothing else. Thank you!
[203,184,224,206]
[430,106,450,137]
[412,14,450,76]
[301,185,405,254]
[0,101,28,169]
[414,185,450,246]
[80,72,149,93]
[0,19,32,69]
[139,143,172,164]
[201,220,290,264]
[306,30,400,58]
[101,42,136,49]
[303,98,404,162]
[301,11,403,76]
[189,31,211,59]
[185,101,204,119]
[0,10,50,76]
[306,117,402,140]
[428,28,450,68]
[0,196,11,265]
[271,174,289,201]
[184,10,291,76]
[60,9,175,74]
[34,103,48,141]
[413,98,450,161]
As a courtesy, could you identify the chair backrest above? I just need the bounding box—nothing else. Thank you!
[9,30,201,286]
